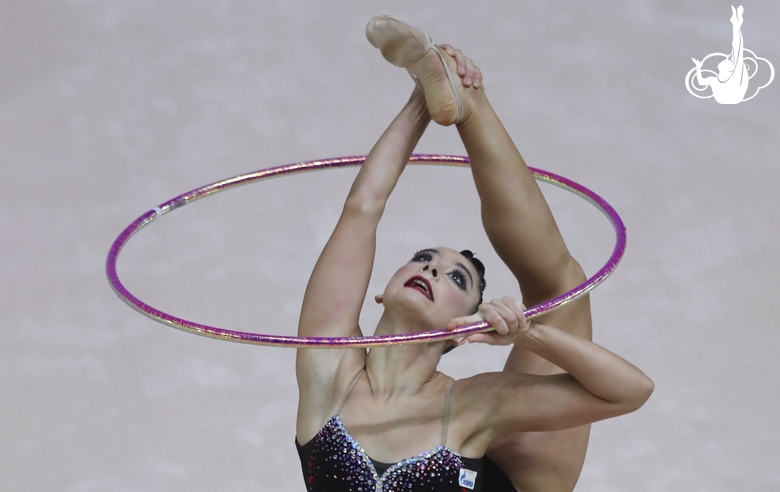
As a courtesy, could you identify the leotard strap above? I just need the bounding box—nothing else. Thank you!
[336,368,366,415]
[441,380,455,447]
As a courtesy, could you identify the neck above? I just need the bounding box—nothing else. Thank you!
[365,310,446,398]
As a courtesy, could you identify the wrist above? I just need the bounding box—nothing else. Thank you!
[407,88,428,111]
[515,321,552,353]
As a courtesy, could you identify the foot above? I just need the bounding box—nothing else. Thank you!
[366,16,480,126]
[407,46,464,125]
[731,6,743,26]
[366,15,431,67]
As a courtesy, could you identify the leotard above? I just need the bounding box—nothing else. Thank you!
[296,369,491,491]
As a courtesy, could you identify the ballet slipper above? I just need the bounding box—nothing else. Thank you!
[366,15,464,126]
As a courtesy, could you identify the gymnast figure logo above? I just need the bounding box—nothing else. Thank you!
[685,5,774,104]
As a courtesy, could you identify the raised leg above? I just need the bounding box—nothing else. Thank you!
[454,60,592,492]
[366,18,593,490]
[730,6,746,81]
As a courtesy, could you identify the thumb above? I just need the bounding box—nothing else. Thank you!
[446,313,479,330]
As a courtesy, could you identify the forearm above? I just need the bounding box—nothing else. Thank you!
[520,323,653,409]
[297,93,429,340]
[346,93,430,212]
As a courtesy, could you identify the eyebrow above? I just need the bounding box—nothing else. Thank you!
[421,249,474,290]
[454,261,474,290]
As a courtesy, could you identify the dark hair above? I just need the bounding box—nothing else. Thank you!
[459,250,486,313]
[442,250,486,356]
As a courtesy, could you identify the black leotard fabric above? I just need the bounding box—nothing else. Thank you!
[296,369,516,491]
[480,454,516,491]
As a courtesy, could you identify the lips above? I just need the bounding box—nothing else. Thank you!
[404,275,434,302]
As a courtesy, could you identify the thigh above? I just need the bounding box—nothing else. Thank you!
[487,426,590,492]
[488,295,592,491]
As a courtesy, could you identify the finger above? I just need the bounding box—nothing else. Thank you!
[476,303,501,333]
[446,313,481,330]
[467,333,500,345]
[469,332,508,346]
[486,308,509,336]
[437,44,465,75]
[473,66,483,88]
[466,333,485,344]
[450,48,468,77]
[439,44,455,56]
[463,58,478,87]
[485,299,517,335]
[487,299,516,334]
[502,297,527,329]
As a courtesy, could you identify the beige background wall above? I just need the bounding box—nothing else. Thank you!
[2,1,778,490]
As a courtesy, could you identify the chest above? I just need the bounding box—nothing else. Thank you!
[338,401,447,463]
[306,415,479,492]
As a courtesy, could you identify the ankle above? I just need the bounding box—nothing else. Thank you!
[455,88,487,129]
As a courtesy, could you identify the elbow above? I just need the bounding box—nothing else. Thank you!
[636,373,655,406]
[623,373,655,414]
[343,193,385,219]
[643,373,655,396]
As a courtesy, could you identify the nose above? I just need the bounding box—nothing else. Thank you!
[422,263,438,279]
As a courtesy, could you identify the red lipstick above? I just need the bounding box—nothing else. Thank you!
[404,275,434,302]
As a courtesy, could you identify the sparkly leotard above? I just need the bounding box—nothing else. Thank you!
[296,369,489,491]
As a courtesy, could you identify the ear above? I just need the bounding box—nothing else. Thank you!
[374,295,383,304]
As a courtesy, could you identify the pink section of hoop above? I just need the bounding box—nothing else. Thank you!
[106,155,626,348]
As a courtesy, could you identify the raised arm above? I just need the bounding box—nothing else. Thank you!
[296,90,431,439]
[693,58,712,87]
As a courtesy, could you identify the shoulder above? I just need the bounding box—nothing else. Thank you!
[295,349,366,443]
[449,372,537,456]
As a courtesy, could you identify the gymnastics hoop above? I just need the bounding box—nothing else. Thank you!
[106,154,626,348]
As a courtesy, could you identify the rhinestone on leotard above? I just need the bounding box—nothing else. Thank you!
[305,415,468,491]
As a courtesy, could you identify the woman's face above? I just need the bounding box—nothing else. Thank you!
[381,247,481,329]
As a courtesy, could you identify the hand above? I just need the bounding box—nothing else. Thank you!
[692,58,702,67]
[438,44,483,89]
[446,297,527,346]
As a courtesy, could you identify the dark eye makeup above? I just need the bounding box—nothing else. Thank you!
[411,249,435,263]
[448,269,468,291]
[410,249,470,292]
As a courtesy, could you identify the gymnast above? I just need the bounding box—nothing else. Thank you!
[295,16,653,491]
[692,5,748,104]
